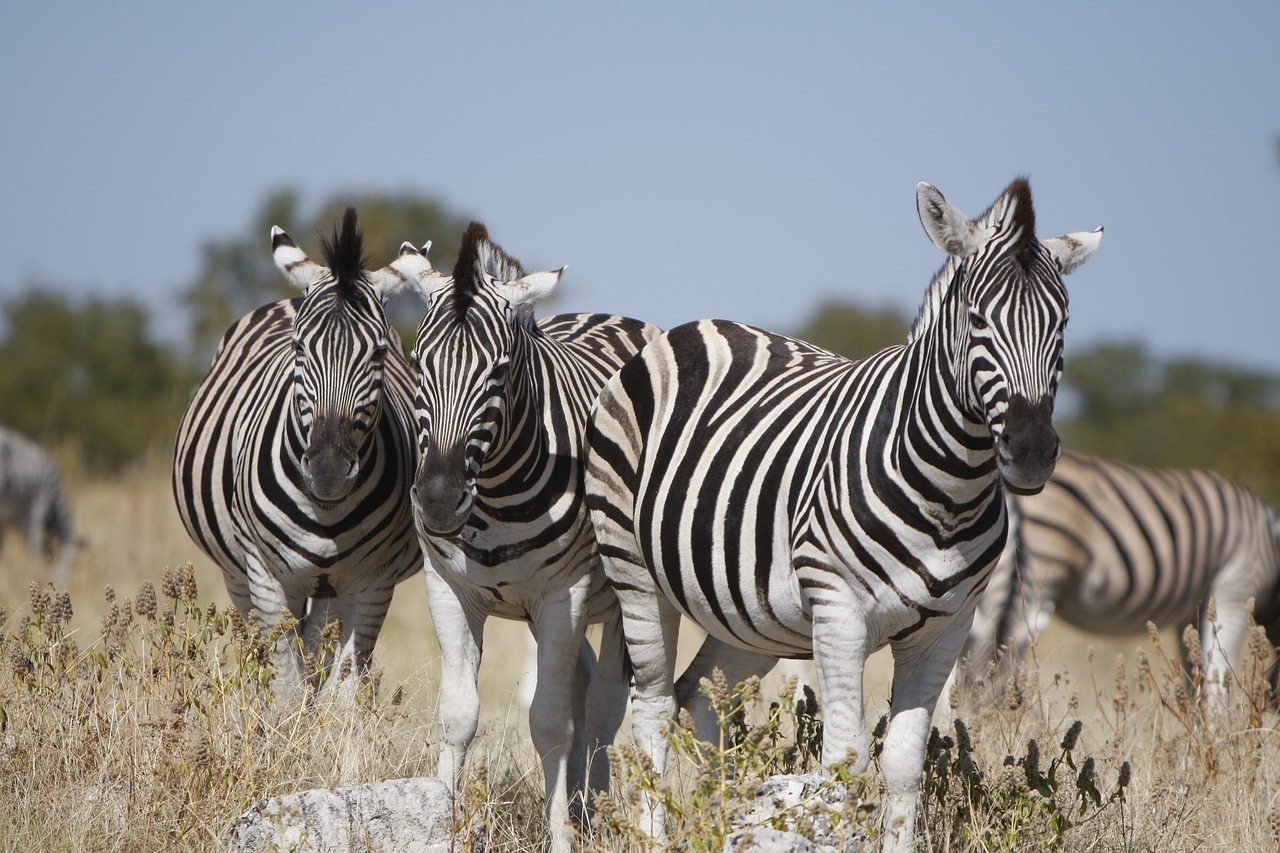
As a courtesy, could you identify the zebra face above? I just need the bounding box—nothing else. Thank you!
[918,179,1101,496]
[961,254,1068,495]
[409,306,513,537]
[291,288,392,504]
[405,222,564,539]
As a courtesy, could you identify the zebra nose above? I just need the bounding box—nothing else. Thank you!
[413,470,472,537]
[996,394,1059,495]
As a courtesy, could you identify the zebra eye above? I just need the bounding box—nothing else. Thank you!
[292,339,307,357]
[969,312,989,331]
[371,344,388,365]
[490,359,510,383]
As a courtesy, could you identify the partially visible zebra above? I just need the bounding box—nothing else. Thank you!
[957,450,1280,710]
[0,426,79,582]
[391,223,660,853]
[584,179,1101,851]
[173,209,421,695]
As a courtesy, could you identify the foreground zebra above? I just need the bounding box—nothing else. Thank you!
[173,210,421,695]
[958,451,1280,709]
[584,179,1101,851]
[0,426,79,582]
[391,223,660,852]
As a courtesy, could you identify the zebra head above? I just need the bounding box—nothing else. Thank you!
[271,208,403,504]
[403,222,564,538]
[915,179,1101,495]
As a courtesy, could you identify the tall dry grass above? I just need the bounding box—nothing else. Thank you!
[0,453,1276,851]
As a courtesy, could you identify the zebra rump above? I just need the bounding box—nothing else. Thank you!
[0,425,79,580]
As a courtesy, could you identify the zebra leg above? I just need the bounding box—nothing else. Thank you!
[320,583,396,700]
[244,553,310,695]
[584,607,629,800]
[1201,595,1252,713]
[529,584,591,853]
[612,582,681,839]
[425,566,484,795]
[810,601,871,774]
[881,618,973,853]
[674,634,776,741]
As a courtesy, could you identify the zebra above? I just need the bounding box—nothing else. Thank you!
[956,450,1280,711]
[0,425,79,582]
[390,222,660,853]
[173,208,421,696]
[583,178,1101,851]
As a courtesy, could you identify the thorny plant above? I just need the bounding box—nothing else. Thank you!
[0,567,432,851]
[595,670,877,853]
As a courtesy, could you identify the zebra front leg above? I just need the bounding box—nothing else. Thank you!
[243,554,310,697]
[585,607,628,800]
[425,567,484,794]
[881,619,973,853]
[529,586,591,853]
[308,584,395,703]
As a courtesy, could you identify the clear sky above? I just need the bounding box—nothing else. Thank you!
[2,2,1277,372]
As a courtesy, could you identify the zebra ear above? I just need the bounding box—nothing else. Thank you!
[372,241,451,303]
[1042,227,1103,275]
[917,183,985,258]
[500,265,567,309]
[271,226,328,292]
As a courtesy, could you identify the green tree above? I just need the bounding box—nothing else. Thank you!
[182,189,473,362]
[0,290,196,471]
[793,300,910,361]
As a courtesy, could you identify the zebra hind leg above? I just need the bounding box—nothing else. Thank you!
[674,633,777,745]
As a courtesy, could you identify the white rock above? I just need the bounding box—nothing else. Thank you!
[226,776,455,853]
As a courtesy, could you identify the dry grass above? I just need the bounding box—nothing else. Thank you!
[0,453,1277,851]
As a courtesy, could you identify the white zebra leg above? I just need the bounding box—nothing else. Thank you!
[613,583,681,840]
[585,607,629,798]
[810,601,871,774]
[425,567,484,794]
[881,619,973,853]
[1201,597,1251,713]
[529,587,590,853]
[243,553,310,694]
[674,634,776,742]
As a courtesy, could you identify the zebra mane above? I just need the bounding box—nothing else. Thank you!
[318,208,370,297]
[977,177,1037,269]
[451,222,525,319]
[908,178,1038,343]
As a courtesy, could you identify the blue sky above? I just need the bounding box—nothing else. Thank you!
[2,2,1277,372]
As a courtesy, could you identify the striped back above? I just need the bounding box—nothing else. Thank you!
[586,178,1102,651]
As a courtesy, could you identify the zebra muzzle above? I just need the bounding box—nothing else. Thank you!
[411,473,474,537]
[995,393,1059,496]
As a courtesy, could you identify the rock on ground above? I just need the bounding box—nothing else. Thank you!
[226,776,455,853]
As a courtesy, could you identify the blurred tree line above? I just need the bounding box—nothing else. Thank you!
[0,190,470,473]
[0,188,1277,510]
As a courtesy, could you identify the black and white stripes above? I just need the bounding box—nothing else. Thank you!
[390,222,660,853]
[172,209,421,695]
[960,450,1280,708]
[584,179,1101,851]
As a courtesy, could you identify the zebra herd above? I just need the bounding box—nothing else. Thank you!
[157,179,1279,852]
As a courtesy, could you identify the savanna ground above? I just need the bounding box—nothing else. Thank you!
[0,452,1277,851]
